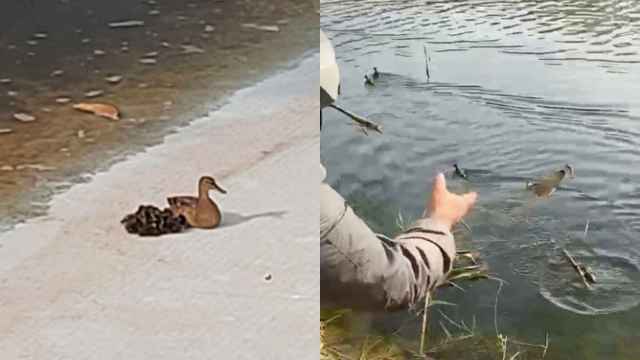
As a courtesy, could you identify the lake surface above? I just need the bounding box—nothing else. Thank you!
[321,0,640,358]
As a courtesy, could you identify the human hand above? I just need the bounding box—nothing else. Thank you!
[423,173,477,230]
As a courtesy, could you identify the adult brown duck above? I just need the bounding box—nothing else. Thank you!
[167,176,226,229]
[121,176,226,236]
[526,164,575,197]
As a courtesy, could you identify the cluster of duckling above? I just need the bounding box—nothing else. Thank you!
[121,176,226,236]
[121,205,189,236]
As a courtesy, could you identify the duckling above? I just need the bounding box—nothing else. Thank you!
[453,163,468,180]
[121,204,190,236]
[364,74,375,86]
[167,176,226,229]
[372,67,380,79]
[526,164,575,197]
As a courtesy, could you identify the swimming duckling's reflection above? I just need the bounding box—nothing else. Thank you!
[219,210,287,228]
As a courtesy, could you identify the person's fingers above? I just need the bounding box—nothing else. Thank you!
[426,173,477,223]
[426,173,446,217]
[462,192,477,216]
[432,173,446,196]
[463,192,478,207]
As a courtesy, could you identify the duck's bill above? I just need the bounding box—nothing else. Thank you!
[213,184,227,194]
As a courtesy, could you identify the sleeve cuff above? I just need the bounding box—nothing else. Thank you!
[407,218,452,236]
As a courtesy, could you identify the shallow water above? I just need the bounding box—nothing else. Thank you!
[0,0,317,232]
[321,0,640,358]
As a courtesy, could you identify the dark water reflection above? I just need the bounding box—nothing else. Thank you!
[321,0,640,358]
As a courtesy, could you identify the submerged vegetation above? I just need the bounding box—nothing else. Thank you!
[320,276,549,360]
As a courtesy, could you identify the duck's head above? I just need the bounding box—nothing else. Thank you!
[199,176,227,194]
[373,67,378,72]
[564,164,575,178]
[554,164,575,180]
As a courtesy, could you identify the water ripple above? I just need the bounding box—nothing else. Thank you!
[321,0,640,65]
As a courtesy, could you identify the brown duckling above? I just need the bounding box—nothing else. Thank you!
[526,164,575,197]
[167,176,226,229]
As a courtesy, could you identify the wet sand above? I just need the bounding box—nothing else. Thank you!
[0,55,319,359]
[0,0,318,231]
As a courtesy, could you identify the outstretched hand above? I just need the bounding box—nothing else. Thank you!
[423,173,477,230]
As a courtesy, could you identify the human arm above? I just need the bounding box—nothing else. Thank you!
[320,170,476,311]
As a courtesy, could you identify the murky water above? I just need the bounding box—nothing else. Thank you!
[0,0,317,232]
[321,0,640,358]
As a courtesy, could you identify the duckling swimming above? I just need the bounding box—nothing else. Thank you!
[372,67,380,79]
[167,176,226,229]
[364,74,375,86]
[526,164,575,197]
[453,163,468,180]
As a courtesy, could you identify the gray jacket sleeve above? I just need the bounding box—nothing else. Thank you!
[320,165,455,311]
